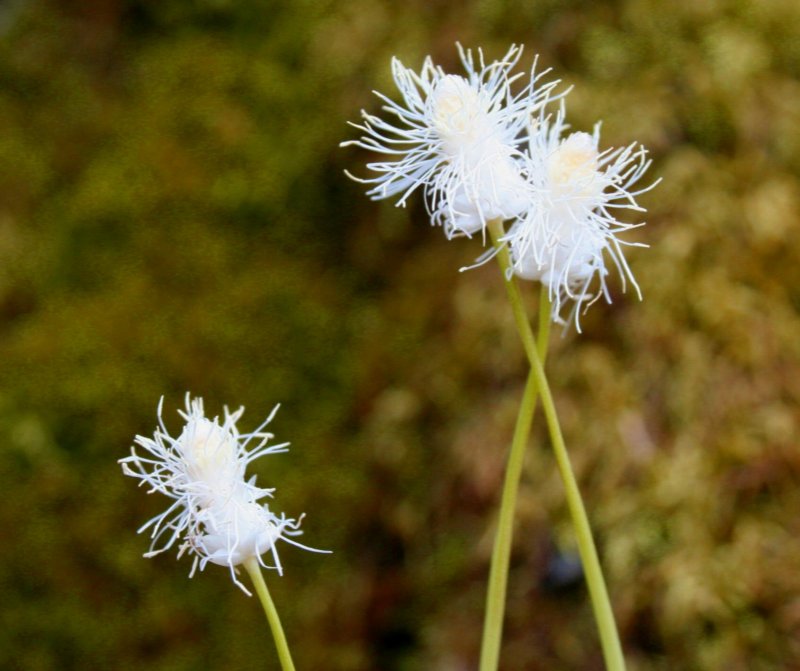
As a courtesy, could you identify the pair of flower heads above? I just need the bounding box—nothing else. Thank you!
[343,43,656,330]
[121,44,656,590]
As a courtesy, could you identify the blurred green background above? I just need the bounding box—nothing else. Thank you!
[1,0,799,669]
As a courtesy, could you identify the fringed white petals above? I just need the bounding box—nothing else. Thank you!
[504,106,656,330]
[342,44,560,238]
[119,394,323,594]
[343,43,656,331]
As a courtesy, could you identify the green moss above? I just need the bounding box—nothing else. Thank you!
[1,0,800,669]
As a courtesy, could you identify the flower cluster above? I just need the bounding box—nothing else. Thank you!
[343,44,657,329]
[119,395,320,593]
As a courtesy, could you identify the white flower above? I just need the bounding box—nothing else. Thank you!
[504,104,656,330]
[341,44,560,238]
[119,395,323,593]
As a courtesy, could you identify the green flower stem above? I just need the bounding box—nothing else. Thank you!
[486,220,626,671]
[244,557,296,671]
[479,286,550,671]
[536,283,551,363]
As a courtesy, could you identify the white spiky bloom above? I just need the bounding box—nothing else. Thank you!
[504,104,656,330]
[341,44,560,238]
[119,395,323,593]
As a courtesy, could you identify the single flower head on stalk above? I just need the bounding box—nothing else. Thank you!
[504,103,658,331]
[341,44,561,238]
[119,394,325,594]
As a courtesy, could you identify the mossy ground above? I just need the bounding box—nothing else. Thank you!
[1,1,799,669]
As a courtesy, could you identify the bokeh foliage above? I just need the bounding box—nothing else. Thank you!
[1,0,799,669]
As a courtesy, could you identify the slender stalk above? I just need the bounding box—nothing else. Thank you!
[479,368,540,671]
[480,282,552,671]
[536,282,551,362]
[486,220,626,671]
[244,558,296,671]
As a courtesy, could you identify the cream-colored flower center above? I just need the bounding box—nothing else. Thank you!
[431,75,493,152]
[524,132,607,285]
[547,132,602,200]
[180,418,238,484]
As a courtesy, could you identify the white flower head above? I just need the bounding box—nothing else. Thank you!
[504,103,657,330]
[119,394,325,594]
[342,44,560,238]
